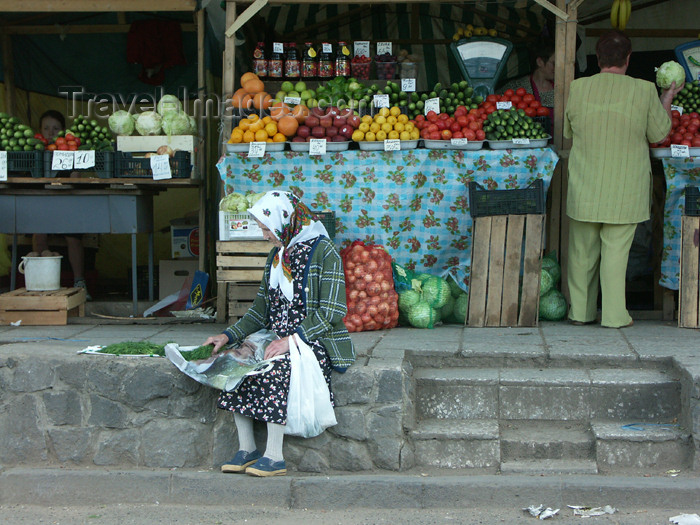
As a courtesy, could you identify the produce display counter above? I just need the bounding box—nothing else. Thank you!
[659,155,700,290]
[217,147,559,288]
[0,177,201,316]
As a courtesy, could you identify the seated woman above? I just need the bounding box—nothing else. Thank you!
[204,190,354,477]
[500,39,555,112]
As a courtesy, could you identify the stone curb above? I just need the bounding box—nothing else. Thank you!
[1,468,698,510]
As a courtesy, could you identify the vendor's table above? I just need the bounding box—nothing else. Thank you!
[0,186,156,316]
[660,156,700,290]
[217,148,559,288]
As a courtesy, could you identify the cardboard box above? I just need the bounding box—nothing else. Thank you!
[218,211,264,240]
[171,218,199,259]
[159,259,199,300]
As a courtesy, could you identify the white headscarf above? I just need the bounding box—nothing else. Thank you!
[248,191,329,301]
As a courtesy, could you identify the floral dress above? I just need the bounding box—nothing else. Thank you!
[217,240,334,425]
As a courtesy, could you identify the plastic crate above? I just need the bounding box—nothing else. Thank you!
[313,210,336,239]
[43,150,115,178]
[685,186,700,217]
[116,150,191,179]
[7,150,43,178]
[218,211,264,240]
[468,179,545,218]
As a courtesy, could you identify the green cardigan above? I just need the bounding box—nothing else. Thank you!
[223,236,355,371]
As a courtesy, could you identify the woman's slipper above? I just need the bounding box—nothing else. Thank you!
[245,456,287,477]
[221,449,262,473]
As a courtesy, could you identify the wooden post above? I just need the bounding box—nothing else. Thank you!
[197,8,207,273]
[1,33,16,117]
[223,0,237,140]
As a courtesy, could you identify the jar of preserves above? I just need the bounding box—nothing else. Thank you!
[318,42,334,79]
[252,41,267,79]
[335,41,351,78]
[301,42,318,80]
[284,42,300,80]
[268,43,284,79]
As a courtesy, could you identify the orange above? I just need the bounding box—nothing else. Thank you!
[246,114,260,122]
[243,130,256,142]
[230,130,244,143]
[240,72,259,87]
[243,78,265,94]
[291,104,309,124]
[272,132,286,142]
[270,102,291,121]
[265,122,278,137]
[262,116,273,125]
[277,115,299,137]
[249,120,264,133]
[254,129,268,142]
[253,92,272,110]
[237,120,250,131]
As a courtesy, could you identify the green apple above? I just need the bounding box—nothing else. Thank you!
[275,90,287,101]
[294,81,307,93]
[300,89,313,101]
[281,81,295,93]
[287,91,300,98]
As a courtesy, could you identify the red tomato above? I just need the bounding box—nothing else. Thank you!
[426,111,438,122]
[671,132,684,143]
[522,93,535,103]
[671,110,681,119]
[438,112,449,120]
[457,115,468,127]
[504,89,515,97]
[524,107,537,117]
[55,137,66,146]
[671,118,680,128]
[429,131,441,140]
[427,124,438,133]
[464,129,476,141]
[485,106,496,114]
[450,122,461,133]
[436,120,446,131]
[681,139,693,146]
[536,107,551,117]
[441,129,452,140]
[529,100,542,109]
[684,133,695,141]
[47,144,57,151]
[452,131,464,139]
[515,87,527,97]
[692,137,700,147]
[510,95,522,104]
[687,124,699,134]
[476,129,485,141]
[677,126,687,135]
[420,128,431,139]
[486,94,499,103]
[689,112,700,119]
[468,121,480,131]
[517,102,529,110]
[415,114,425,122]
[454,106,467,116]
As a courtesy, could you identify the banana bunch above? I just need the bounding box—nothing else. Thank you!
[610,0,632,31]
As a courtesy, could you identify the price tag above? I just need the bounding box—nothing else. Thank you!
[273,42,284,54]
[512,138,531,145]
[496,101,513,110]
[384,139,401,151]
[373,94,390,108]
[52,150,74,171]
[322,43,332,54]
[150,154,172,180]
[401,78,416,92]
[671,144,690,158]
[424,97,440,115]
[284,96,301,106]
[451,138,469,146]
[376,42,392,55]
[354,41,370,57]
[0,151,7,182]
[309,138,327,156]
[247,141,267,158]
[671,105,683,115]
[74,150,95,169]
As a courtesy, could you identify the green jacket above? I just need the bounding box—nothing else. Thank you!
[223,236,355,371]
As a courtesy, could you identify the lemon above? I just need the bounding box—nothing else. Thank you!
[352,129,365,142]
[387,115,397,126]
[404,122,414,132]
[394,122,405,133]
[389,106,401,117]
[374,115,387,125]
[381,122,393,134]
[376,130,387,141]
[359,122,370,133]
[365,131,376,142]
[488,29,497,37]
[370,122,381,133]
[361,115,373,124]
[398,114,409,123]
[388,130,400,140]
[378,107,390,118]
[399,130,411,141]
[410,129,420,140]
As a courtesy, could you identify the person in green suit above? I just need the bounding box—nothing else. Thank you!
[564,30,683,328]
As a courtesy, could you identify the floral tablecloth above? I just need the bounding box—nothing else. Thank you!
[217,148,559,289]
[661,156,700,290]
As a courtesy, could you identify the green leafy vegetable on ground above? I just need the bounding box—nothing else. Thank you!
[97,342,166,356]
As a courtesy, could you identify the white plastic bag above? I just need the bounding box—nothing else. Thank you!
[285,334,337,438]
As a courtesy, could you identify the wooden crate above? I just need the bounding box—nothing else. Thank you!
[216,240,270,323]
[679,216,700,328]
[0,287,86,326]
[467,214,545,327]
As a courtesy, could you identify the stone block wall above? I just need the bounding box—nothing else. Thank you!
[0,353,413,472]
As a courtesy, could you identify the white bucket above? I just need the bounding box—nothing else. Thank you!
[18,256,63,291]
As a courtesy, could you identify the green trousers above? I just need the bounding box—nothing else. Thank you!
[567,218,637,328]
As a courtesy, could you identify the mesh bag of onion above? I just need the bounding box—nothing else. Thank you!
[340,241,400,332]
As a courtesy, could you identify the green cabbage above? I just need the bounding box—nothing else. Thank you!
[107,110,135,136]
[539,289,568,321]
[219,192,249,213]
[452,293,469,324]
[135,111,162,136]
[398,289,421,313]
[440,294,455,320]
[655,61,686,90]
[541,254,561,284]
[540,268,554,297]
[157,94,183,116]
[447,274,464,298]
[245,192,266,208]
[407,300,438,329]
[161,111,191,136]
[422,276,451,308]
[188,115,197,135]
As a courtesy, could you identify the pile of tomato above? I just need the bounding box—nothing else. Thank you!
[412,106,488,141]
[651,110,700,148]
[45,132,82,152]
[482,87,551,118]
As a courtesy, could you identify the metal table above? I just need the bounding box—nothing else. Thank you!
[0,188,156,316]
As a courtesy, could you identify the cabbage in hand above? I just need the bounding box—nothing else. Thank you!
[655,61,686,90]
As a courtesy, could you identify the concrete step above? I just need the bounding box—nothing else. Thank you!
[414,367,681,421]
[500,458,598,475]
[409,419,500,469]
[500,420,594,462]
[592,421,693,472]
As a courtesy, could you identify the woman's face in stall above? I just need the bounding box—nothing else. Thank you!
[41,116,63,142]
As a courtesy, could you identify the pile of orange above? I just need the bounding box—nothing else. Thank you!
[228,114,286,144]
[231,72,271,112]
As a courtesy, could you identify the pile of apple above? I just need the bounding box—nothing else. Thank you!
[292,106,362,143]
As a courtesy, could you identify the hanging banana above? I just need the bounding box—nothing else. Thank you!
[618,0,632,31]
[610,0,620,29]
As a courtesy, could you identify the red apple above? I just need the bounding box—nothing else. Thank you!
[311,106,326,118]
[305,115,320,128]
[311,126,326,138]
[331,135,347,142]
[337,107,354,118]
[320,116,333,128]
[292,136,306,142]
[326,106,339,117]
[347,115,361,128]
[325,126,339,138]
[296,125,311,138]
[339,124,354,138]
[332,116,347,128]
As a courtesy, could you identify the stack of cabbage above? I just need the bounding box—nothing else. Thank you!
[108,95,197,137]
[395,267,468,328]
[219,191,266,213]
[539,252,567,321]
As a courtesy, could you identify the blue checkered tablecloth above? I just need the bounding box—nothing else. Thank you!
[217,147,559,290]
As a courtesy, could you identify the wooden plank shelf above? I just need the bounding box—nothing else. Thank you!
[0,287,87,325]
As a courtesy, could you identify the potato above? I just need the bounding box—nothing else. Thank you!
[156,145,175,157]
[26,251,39,257]
[40,249,54,257]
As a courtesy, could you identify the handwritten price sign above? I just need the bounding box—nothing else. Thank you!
[309,138,327,156]
[74,150,95,169]
[149,154,172,180]
[0,151,6,182]
[52,151,74,171]
[247,141,267,158]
